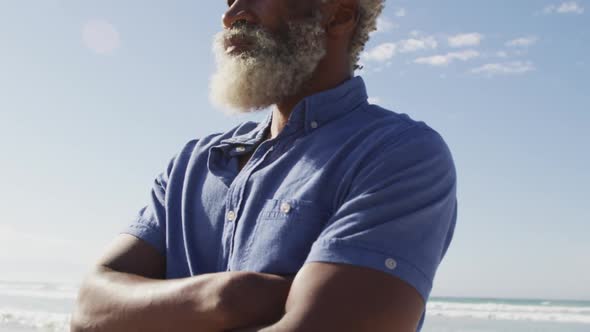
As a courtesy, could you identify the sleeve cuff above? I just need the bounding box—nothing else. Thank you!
[304,238,432,303]
[120,222,165,256]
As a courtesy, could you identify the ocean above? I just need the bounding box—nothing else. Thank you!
[1,280,589,331]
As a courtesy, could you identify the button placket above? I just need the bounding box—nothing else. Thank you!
[226,210,236,222]
[226,141,275,262]
[219,218,235,270]
[280,202,292,214]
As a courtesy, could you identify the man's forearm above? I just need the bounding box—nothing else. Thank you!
[71,267,293,332]
[70,266,228,332]
[231,324,276,332]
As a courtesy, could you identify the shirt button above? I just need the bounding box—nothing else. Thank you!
[310,121,319,129]
[385,258,397,270]
[280,202,292,214]
[227,210,236,222]
[236,146,246,153]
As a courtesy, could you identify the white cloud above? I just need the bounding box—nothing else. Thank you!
[557,2,585,13]
[544,2,585,14]
[362,36,438,63]
[398,36,438,53]
[506,36,539,47]
[414,50,480,66]
[496,51,509,58]
[82,19,121,55]
[376,17,397,33]
[471,61,536,76]
[448,33,484,48]
[362,43,397,62]
[395,8,407,17]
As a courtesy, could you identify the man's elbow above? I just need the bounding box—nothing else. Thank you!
[70,277,101,332]
[70,311,98,332]
[70,267,114,332]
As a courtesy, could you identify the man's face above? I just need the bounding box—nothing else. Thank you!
[210,0,327,113]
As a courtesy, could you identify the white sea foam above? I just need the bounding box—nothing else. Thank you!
[427,300,590,324]
[0,307,70,332]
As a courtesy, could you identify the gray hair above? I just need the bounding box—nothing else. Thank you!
[319,0,385,71]
[350,0,385,71]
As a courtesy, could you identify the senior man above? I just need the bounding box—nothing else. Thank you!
[71,0,457,331]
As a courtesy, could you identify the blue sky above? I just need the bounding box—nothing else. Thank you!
[0,0,588,300]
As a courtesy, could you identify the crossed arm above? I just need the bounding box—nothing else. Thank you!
[71,234,293,331]
[233,262,424,332]
[71,234,424,332]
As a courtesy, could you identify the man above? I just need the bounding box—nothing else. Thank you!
[71,0,457,331]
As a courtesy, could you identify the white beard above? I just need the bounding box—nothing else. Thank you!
[209,16,327,114]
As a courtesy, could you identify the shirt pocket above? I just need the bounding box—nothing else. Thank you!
[240,198,328,275]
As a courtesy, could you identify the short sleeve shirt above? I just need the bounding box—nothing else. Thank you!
[123,76,458,331]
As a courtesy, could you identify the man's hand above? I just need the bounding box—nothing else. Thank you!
[231,325,273,332]
[209,272,294,330]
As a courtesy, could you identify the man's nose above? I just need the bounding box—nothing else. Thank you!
[222,0,258,29]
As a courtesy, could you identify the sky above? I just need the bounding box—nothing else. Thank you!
[0,0,588,300]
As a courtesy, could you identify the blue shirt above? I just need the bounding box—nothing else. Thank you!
[123,76,457,331]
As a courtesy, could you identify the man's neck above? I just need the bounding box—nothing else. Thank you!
[264,45,353,139]
[269,71,352,140]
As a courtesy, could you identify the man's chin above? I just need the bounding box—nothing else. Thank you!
[209,56,281,113]
[209,83,275,115]
[209,21,325,114]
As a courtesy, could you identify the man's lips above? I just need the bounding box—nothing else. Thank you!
[224,36,254,55]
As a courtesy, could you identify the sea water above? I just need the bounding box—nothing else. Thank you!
[0,281,74,332]
[1,280,589,331]
[422,297,590,332]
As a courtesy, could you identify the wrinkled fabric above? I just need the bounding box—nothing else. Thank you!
[123,76,457,331]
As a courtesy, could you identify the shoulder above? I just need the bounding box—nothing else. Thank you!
[355,103,455,170]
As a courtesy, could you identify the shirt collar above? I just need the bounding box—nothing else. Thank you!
[220,76,368,147]
[301,75,368,134]
[219,114,272,147]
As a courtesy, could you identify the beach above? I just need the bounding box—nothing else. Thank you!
[1,280,589,331]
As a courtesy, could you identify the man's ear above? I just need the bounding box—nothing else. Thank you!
[319,0,359,38]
